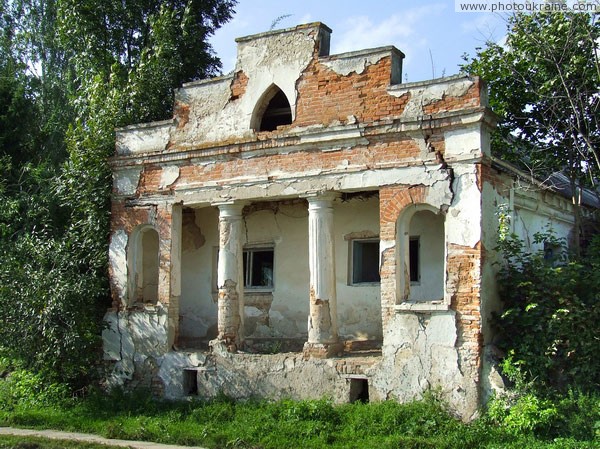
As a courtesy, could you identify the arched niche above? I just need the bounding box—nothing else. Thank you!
[250,84,292,132]
[128,225,160,305]
[396,204,445,303]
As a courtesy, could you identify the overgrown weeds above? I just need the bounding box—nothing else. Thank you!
[0,383,597,449]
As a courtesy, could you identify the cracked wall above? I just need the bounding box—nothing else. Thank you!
[104,22,517,419]
[175,199,382,351]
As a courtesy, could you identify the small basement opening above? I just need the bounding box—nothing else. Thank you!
[349,378,370,403]
[259,88,292,131]
[183,369,198,395]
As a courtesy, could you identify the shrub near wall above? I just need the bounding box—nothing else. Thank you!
[495,231,600,393]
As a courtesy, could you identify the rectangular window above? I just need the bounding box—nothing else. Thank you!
[409,237,420,283]
[351,239,380,284]
[243,248,274,289]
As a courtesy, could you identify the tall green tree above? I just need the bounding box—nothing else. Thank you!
[462,11,600,252]
[0,0,236,388]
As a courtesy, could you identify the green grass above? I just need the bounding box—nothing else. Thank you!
[0,389,598,449]
[0,435,123,449]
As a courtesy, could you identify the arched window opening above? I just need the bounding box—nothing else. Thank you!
[407,210,444,302]
[130,226,159,304]
[256,87,292,132]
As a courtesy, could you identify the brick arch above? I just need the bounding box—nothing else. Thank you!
[379,185,448,312]
[379,185,430,240]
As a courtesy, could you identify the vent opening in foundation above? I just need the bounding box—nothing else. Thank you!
[349,378,369,403]
[183,369,198,395]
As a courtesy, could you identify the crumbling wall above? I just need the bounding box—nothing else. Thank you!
[167,24,326,151]
[156,350,382,403]
[105,22,499,418]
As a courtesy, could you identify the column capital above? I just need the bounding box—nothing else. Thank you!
[303,191,340,208]
[213,201,247,218]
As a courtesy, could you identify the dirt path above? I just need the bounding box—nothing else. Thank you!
[0,427,207,449]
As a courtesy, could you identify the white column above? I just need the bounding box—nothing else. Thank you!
[304,193,343,358]
[214,202,245,351]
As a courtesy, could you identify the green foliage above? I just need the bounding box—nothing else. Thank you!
[487,391,558,436]
[462,12,599,184]
[0,391,596,449]
[0,369,69,411]
[0,0,236,390]
[486,389,599,442]
[495,229,600,393]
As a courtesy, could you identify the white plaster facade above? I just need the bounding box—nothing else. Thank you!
[103,22,585,419]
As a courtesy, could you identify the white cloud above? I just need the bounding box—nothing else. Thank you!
[331,4,446,54]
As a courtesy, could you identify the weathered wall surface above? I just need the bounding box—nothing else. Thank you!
[156,350,382,403]
[175,198,381,348]
[103,22,579,420]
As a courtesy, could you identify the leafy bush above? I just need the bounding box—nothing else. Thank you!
[495,229,600,393]
[489,227,600,441]
[0,368,69,411]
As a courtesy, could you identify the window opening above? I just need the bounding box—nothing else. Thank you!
[349,378,370,403]
[409,237,420,283]
[243,248,274,289]
[352,239,380,284]
[259,89,292,131]
[183,369,198,395]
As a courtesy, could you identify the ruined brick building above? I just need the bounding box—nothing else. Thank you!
[104,23,582,419]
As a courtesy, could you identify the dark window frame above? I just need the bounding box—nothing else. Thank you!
[243,247,275,290]
[409,236,420,284]
[350,239,381,285]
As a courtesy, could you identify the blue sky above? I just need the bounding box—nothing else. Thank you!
[209,0,507,82]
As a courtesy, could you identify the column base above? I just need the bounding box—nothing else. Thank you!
[303,341,344,359]
[209,337,241,355]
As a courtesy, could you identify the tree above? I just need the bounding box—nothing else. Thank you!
[0,0,236,388]
[462,11,600,253]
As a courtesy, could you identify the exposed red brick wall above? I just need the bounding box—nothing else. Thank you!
[295,57,409,127]
[479,162,512,196]
[173,101,190,130]
[448,242,483,371]
[423,80,482,116]
[109,201,175,309]
[294,57,482,129]
[123,141,423,194]
[229,70,249,101]
[379,185,431,316]
[378,184,483,372]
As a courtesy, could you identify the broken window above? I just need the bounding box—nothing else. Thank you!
[243,247,274,289]
[351,239,380,284]
[211,246,275,291]
[254,86,292,132]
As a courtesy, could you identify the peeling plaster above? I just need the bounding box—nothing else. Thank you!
[159,166,180,189]
[114,168,142,196]
[322,53,386,76]
[444,125,484,159]
[116,121,171,156]
[108,230,128,302]
[103,24,533,421]
[389,79,473,119]
[447,165,481,248]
